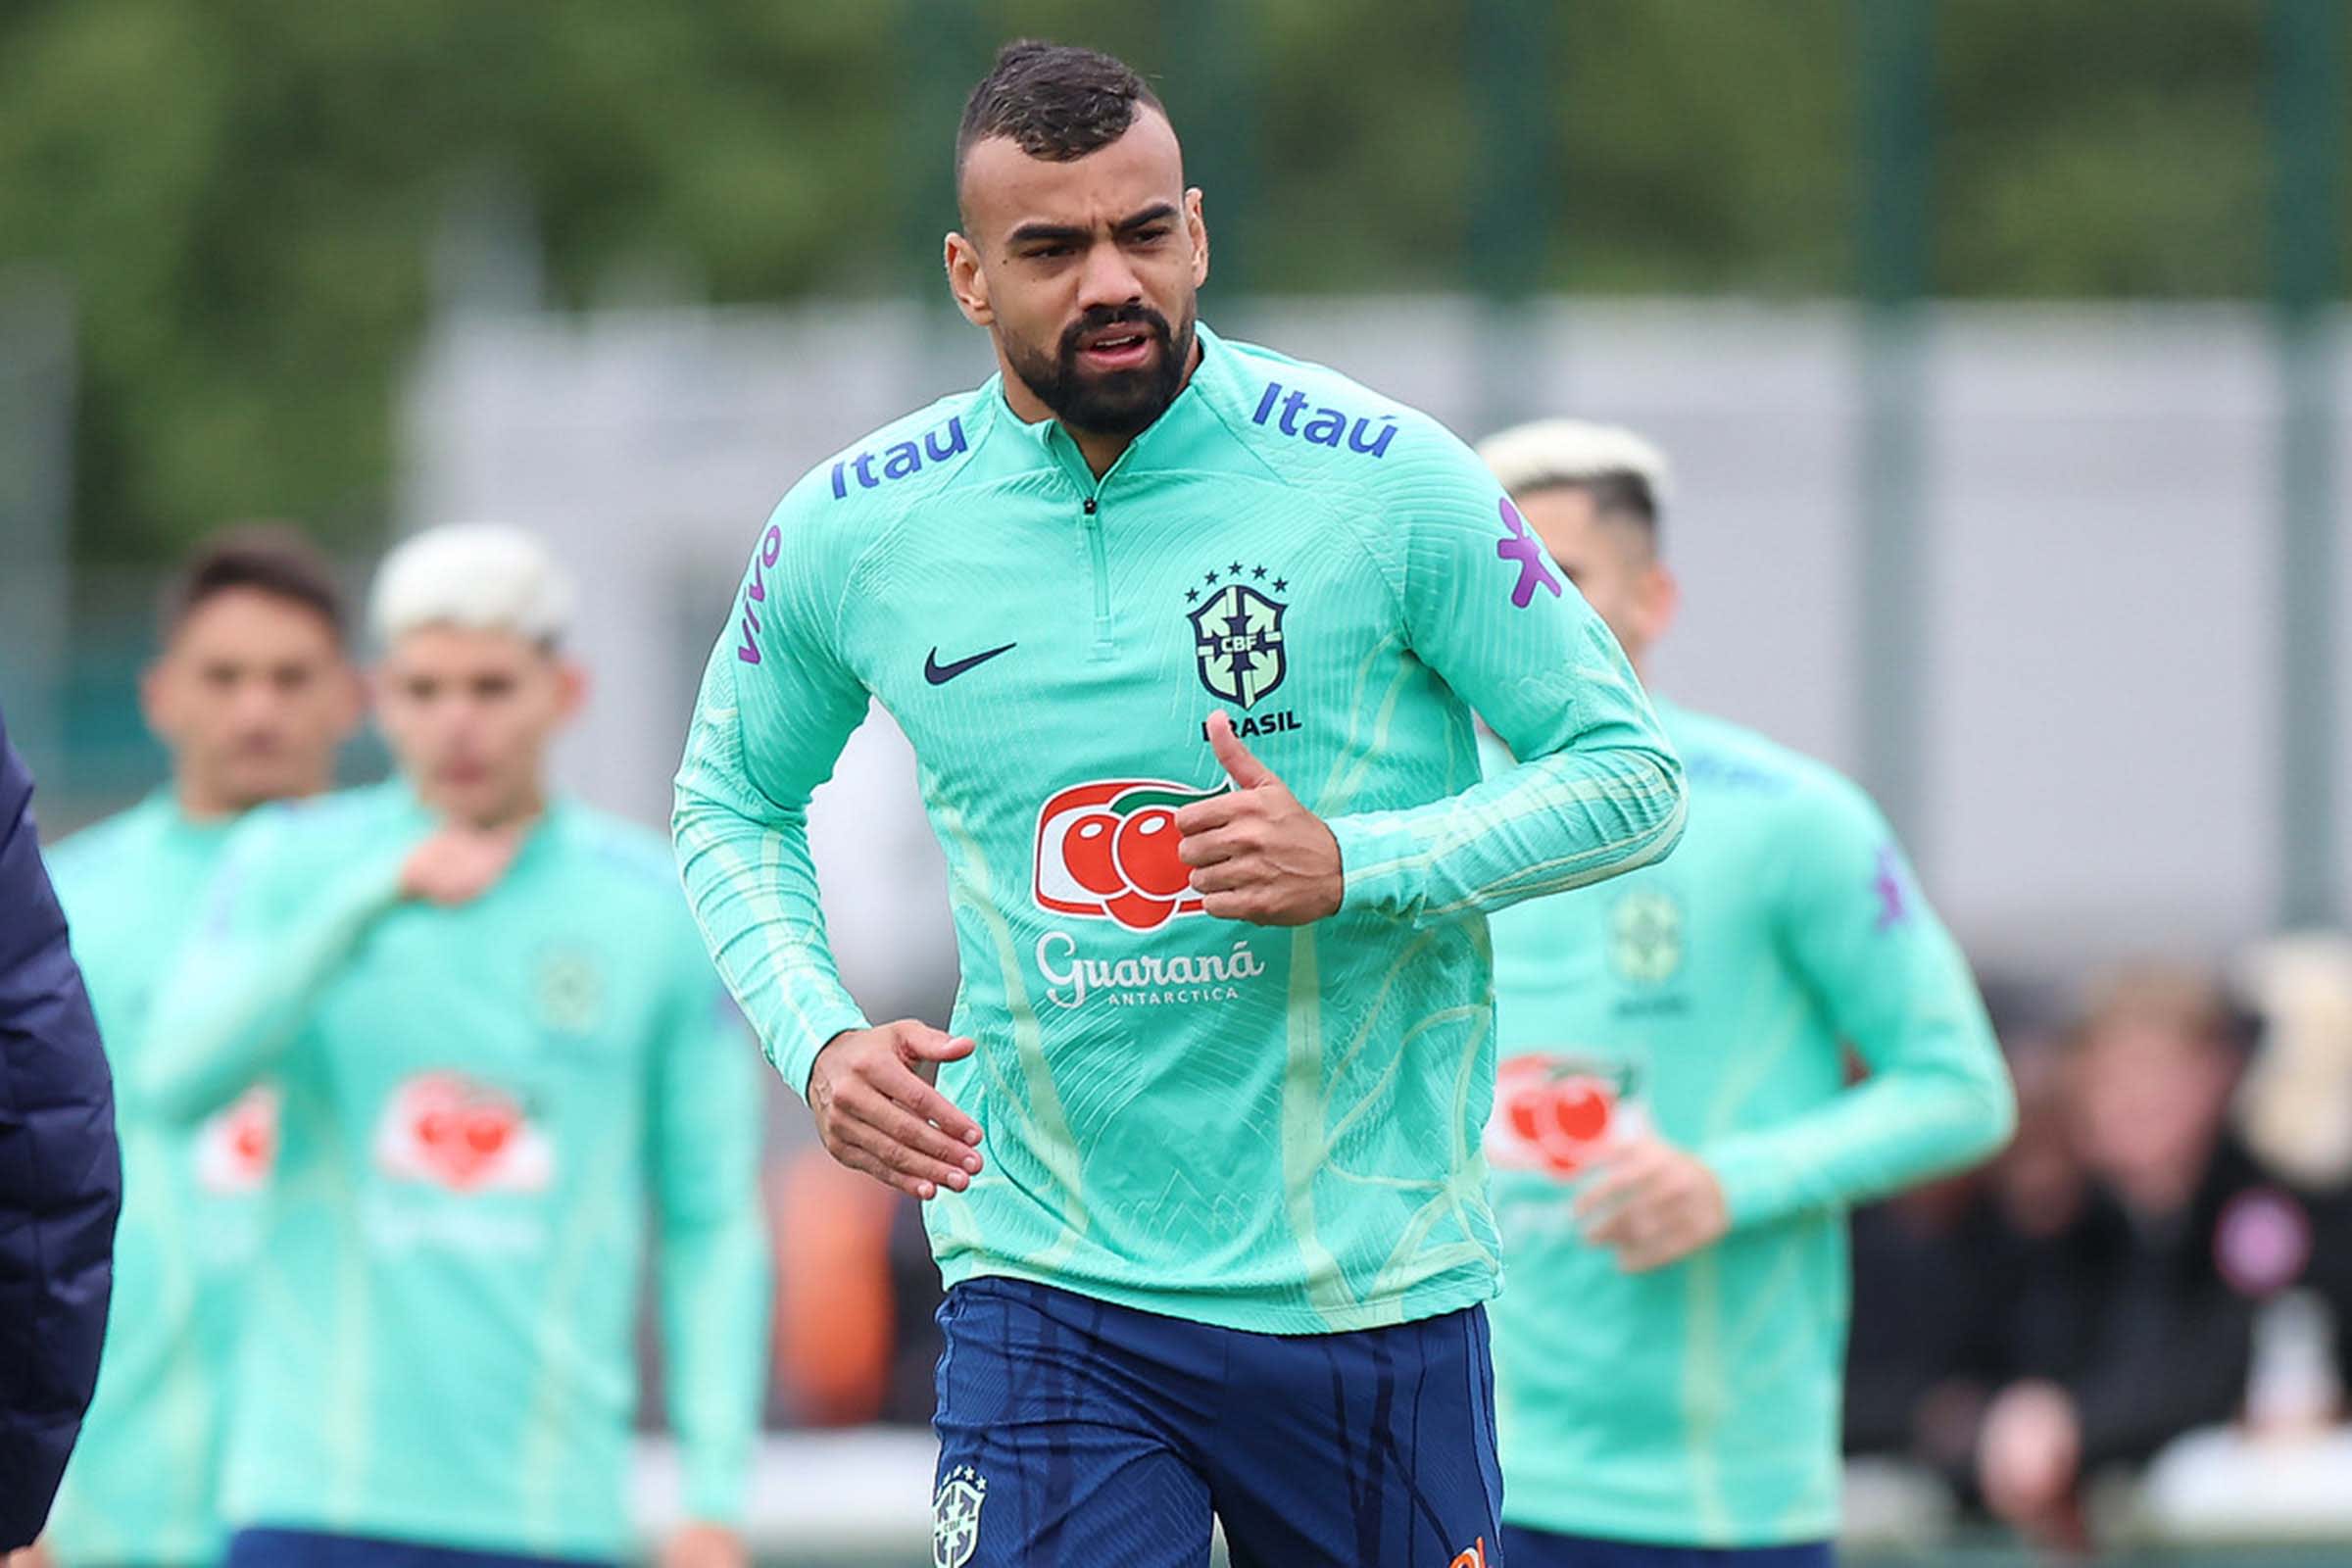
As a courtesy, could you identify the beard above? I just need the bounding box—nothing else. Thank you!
[1004,300,1198,439]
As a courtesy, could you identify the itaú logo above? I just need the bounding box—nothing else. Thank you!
[1033,778,1226,931]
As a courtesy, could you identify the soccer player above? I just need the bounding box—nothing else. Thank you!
[674,40,1687,1568]
[42,529,362,1568]
[135,526,769,1568]
[1472,419,2016,1568]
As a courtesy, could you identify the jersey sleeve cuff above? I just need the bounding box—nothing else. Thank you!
[767,998,874,1100]
[679,1457,750,1529]
[1328,812,1424,920]
[1702,1139,1802,1232]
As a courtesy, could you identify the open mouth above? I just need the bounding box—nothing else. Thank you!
[1076,326,1157,371]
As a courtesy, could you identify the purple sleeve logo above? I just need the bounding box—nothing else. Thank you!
[734,523,783,664]
[1873,845,1911,930]
[1494,498,1563,609]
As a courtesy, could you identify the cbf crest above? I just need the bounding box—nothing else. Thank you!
[933,1464,988,1568]
[1188,565,1288,709]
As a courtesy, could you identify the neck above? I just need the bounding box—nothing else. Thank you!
[1000,336,1204,480]
[1071,426,1132,479]
[175,771,331,822]
[455,783,547,834]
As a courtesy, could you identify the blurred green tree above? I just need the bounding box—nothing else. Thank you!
[0,0,2302,559]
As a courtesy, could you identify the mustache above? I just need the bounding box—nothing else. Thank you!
[1059,305,1172,363]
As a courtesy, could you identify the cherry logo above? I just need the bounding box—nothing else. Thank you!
[195,1086,280,1194]
[1487,1055,1625,1179]
[375,1073,552,1193]
[1035,779,1226,930]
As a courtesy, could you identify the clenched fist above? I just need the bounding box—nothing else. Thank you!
[400,821,525,906]
[1175,711,1344,926]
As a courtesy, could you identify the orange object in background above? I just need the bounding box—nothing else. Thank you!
[769,1147,901,1426]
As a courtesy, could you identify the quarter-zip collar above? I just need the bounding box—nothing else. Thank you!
[986,322,1241,497]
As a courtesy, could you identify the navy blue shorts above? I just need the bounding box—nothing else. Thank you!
[931,1276,1505,1567]
[223,1529,610,1568]
[1501,1526,1833,1568]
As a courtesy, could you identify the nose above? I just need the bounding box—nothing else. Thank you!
[1074,239,1146,314]
[230,678,285,731]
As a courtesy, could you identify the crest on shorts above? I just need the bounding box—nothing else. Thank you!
[933,1464,988,1568]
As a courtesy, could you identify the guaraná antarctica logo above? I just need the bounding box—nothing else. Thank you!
[374,1072,554,1194]
[194,1085,281,1195]
[1486,1054,1644,1181]
[1035,778,1222,930]
[1031,776,1270,1009]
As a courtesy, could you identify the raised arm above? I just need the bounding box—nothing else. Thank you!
[136,808,411,1125]
[1326,436,1687,925]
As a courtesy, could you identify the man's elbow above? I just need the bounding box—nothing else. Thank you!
[1969,1060,2021,1160]
[1614,743,1689,872]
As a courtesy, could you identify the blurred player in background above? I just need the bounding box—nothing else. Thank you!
[41,529,361,1568]
[134,526,769,1568]
[1473,420,2015,1568]
[675,39,1686,1568]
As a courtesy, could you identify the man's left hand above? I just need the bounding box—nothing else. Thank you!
[1574,1136,1731,1272]
[1176,712,1344,926]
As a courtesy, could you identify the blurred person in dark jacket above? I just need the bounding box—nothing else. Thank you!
[1977,967,2274,1543]
[1846,987,2081,1484]
[0,702,122,1550]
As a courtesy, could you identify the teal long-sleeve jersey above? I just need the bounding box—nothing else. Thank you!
[674,325,1688,1335]
[1482,703,2015,1547]
[132,783,771,1559]
[44,795,269,1568]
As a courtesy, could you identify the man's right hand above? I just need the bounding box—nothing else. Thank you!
[808,1022,983,1200]
[400,822,525,906]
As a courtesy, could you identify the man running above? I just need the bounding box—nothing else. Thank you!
[674,40,1686,1568]
[1473,419,2015,1568]
[139,526,769,1568]
[43,529,361,1568]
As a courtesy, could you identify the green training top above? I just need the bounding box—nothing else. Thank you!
[1481,702,2014,1546]
[132,782,770,1560]
[674,324,1688,1335]
[45,795,274,1568]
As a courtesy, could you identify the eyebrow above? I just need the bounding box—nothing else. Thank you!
[1006,203,1181,248]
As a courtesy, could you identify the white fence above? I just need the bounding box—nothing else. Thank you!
[402,297,2352,982]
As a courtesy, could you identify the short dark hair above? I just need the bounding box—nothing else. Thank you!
[956,40,1165,182]
[1580,473,1662,547]
[159,524,348,647]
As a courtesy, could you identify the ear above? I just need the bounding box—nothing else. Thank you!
[1185,187,1209,288]
[945,231,992,327]
[1635,561,1681,649]
[138,658,174,741]
[330,660,368,741]
[553,659,590,723]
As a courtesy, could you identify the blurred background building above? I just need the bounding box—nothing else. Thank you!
[7,2,2352,1563]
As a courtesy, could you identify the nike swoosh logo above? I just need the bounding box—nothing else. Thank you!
[924,642,1017,685]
